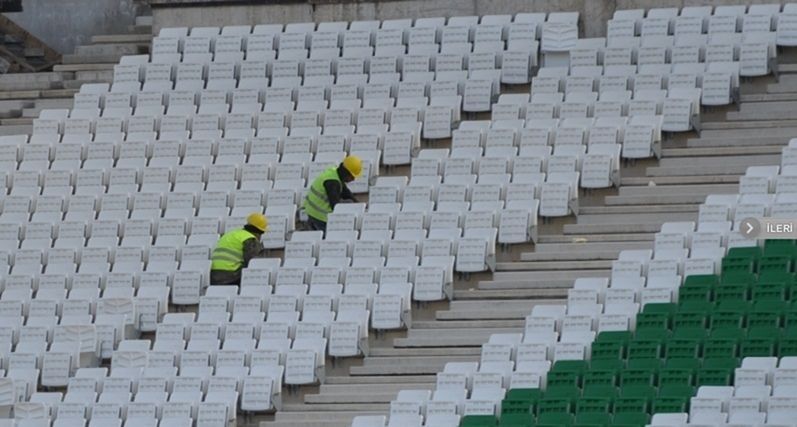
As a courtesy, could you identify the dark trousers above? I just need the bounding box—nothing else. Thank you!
[210,269,242,286]
[308,216,327,232]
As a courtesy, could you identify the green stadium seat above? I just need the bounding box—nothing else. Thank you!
[619,384,657,399]
[589,359,624,371]
[620,369,656,387]
[497,413,534,427]
[581,385,618,398]
[713,283,749,302]
[672,312,707,329]
[664,339,701,359]
[753,281,788,301]
[537,397,574,415]
[461,415,498,427]
[635,312,670,331]
[502,389,542,414]
[627,340,662,359]
[625,358,662,370]
[727,246,762,262]
[720,271,756,286]
[658,384,695,398]
[536,412,573,426]
[658,367,695,387]
[547,371,581,388]
[651,396,689,413]
[575,397,611,415]
[709,310,746,329]
[703,337,739,359]
[590,341,624,361]
[612,412,650,427]
[552,360,589,373]
[582,370,617,387]
[594,330,632,343]
[758,255,792,274]
[678,282,713,302]
[683,275,719,287]
[612,396,648,414]
[573,412,611,427]
[710,327,745,340]
[543,386,580,400]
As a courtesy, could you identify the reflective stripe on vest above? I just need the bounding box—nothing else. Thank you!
[303,166,341,222]
[210,228,257,272]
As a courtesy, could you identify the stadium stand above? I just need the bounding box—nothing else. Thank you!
[0,3,794,427]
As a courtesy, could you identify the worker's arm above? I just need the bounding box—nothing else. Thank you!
[340,182,358,202]
[323,179,344,208]
[242,237,269,268]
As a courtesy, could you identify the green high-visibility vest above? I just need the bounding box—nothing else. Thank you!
[303,166,341,222]
[210,228,257,271]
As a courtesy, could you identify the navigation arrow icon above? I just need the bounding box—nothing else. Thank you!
[740,217,760,240]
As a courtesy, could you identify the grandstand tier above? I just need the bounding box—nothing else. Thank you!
[0,3,796,427]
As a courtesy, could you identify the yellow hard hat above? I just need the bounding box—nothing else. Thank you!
[246,212,268,232]
[342,155,363,178]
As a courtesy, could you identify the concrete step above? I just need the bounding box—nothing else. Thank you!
[368,347,483,357]
[617,184,737,196]
[350,356,480,374]
[75,70,114,82]
[281,403,390,412]
[496,260,612,271]
[621,176,739,185]
[536,233,655,243]
[453,288,569,300]
[304,392,409,404]
[741,92,797,102]
[0,88,76,100]
[436,299,563,321]
[22,98,74,118]
[263,412,384,427]
[687,135,791,148]
[563,222,667,233]
[497,260,612,271]
[572,211,696,224]
[413,319,525,329]
[647,155,780,176]
[697,126,797,139]
[0,118,33,126]
[53,63,115,72]
[75,43,142,57]
[666,145,785,156]
[519,241,653,261]
[0,100,31,118]
[23,47,44,58]
[604,193,730,206]
[393,329,520,348]
[91,34,151,44]
[578,204,699,215]
[0,124,31,136]
[136,16,153,26]
[479,270,610,290]
[62,53,133,64]
[700,119,797,130]
[0,72,64,91]
[315,383,434,395]
[726,101,797,120]
[324,375,435,385]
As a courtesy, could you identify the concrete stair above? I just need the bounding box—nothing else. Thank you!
[0,15,151,127]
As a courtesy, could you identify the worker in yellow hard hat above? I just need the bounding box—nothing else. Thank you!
[210,212,269,285]
[302,155,361,232]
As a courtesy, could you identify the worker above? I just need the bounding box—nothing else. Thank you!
[210,212,269,285]
[303,155,362,231]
